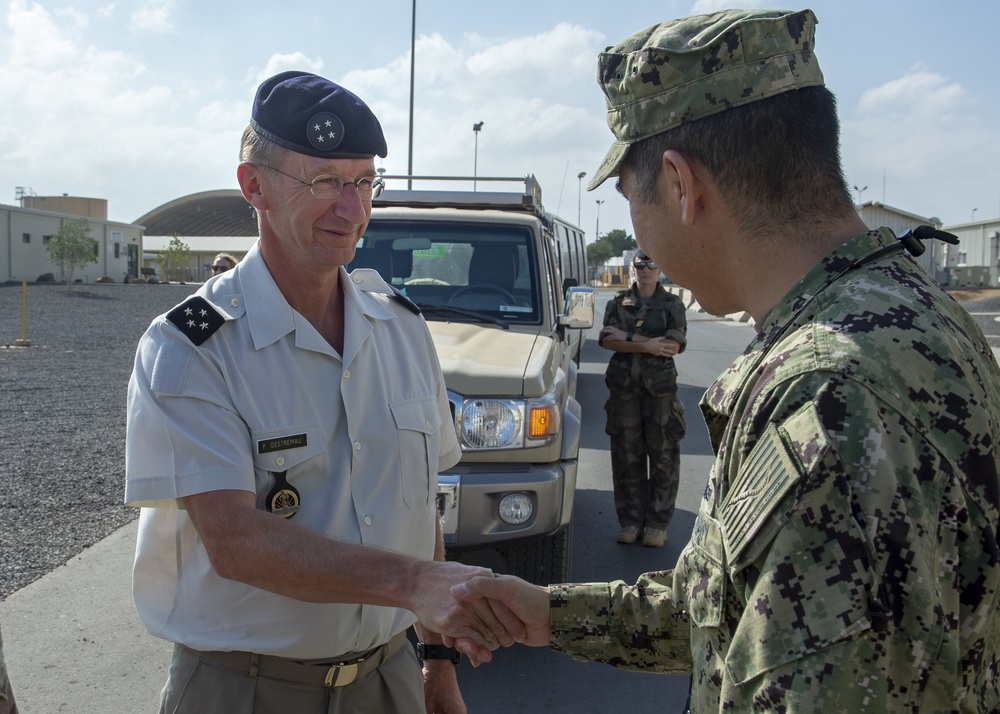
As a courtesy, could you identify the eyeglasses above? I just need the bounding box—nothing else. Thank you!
[211,264,229,273]
[634,260,658,271]
[257,164,385,200]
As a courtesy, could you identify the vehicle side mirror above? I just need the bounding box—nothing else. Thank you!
[558,286,594,330]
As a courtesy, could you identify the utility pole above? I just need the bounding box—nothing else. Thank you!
[407,0,416,189]
[595,199,605,240]
[473,121,484,191]
[577,172,586,227]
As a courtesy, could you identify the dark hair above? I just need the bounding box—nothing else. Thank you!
[622,86,854,233]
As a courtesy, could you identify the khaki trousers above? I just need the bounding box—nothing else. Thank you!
[158,637,425,714]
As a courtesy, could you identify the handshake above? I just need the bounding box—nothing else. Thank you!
[410,562,553,665]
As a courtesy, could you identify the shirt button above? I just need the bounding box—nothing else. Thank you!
[343,370,351,380]
[354,441,362,451]
[230,298,240,307]
[364,515,372,526]
[425,421,432,429]
[353,275,363,284]
[275,456,285,466]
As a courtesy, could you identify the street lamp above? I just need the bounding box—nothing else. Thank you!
[407,0,416,189]
[473,121,484,191]
[577,172,586,227]
[973,208,978,222]
[595,199,605,240]
[853,184,868,205]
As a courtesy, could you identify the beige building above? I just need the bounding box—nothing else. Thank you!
[1,197,142,284]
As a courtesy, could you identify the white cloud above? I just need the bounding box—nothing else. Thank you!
[842,70,999,225]
[689,0,770,14]
[130,0,175,34]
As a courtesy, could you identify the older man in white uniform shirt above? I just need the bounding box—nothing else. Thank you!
[125,71,509,714]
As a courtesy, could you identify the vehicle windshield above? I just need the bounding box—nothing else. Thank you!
[351,221,540,324]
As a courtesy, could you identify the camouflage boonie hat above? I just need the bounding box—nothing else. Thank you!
[588,8,824,190]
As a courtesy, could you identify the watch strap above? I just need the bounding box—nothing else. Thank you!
[417,641,460,665]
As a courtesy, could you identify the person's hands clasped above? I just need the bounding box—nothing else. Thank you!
[451,574,551,654]
[409,562,522,661]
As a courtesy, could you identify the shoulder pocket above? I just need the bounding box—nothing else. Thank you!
[721,403,876,686]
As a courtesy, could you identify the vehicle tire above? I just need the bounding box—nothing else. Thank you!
[500,520,573,585]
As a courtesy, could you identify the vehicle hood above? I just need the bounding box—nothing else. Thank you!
[427,322,556,397]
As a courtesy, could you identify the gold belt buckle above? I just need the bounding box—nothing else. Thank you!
[324,659,361,687]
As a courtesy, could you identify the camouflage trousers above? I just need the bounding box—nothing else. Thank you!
[604,385,686,530]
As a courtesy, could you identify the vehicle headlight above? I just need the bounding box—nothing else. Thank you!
[460,399,522,449]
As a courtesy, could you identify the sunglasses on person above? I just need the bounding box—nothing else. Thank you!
[211,264,230,273]
[634,260,658,271]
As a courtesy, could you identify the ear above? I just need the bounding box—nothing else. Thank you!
[237,163,269,212]
[661,150,705,226]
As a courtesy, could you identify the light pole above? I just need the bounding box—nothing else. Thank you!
[407,0,416,189]
[853,184,867,205]
[595,199,605,240]
[577,172,586,227]
[473,121,484,191]
[972,208,978,222]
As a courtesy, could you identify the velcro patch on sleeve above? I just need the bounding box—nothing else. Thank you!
[166,296,226,346]
[721,422,802,565]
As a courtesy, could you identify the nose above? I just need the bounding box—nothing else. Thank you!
[332,184,368,224]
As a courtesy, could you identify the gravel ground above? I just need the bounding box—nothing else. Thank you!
[1,280,998,601]
[0,282,195,599]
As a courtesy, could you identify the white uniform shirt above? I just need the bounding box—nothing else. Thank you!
[125,243,460,658]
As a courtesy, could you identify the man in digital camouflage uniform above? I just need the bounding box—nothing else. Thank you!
[452,8,1000,712]
[599,249,687,548]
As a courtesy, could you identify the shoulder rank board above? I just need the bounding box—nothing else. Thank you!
[166,296,226,346]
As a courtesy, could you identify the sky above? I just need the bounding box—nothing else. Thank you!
[1,0,998,240]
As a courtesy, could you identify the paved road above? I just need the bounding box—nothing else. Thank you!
[0,302,765,712]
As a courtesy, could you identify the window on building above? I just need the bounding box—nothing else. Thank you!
[22,233,30,243]
[43,234,53,245]
[114,243,120,259]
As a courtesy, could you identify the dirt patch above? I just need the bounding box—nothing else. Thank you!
[947,288,1000,303]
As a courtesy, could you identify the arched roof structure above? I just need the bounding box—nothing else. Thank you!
[135,189,258,237]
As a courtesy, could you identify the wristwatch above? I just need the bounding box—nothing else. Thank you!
[626,330,634,341]
[416,641,461,665]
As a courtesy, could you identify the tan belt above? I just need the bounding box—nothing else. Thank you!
[184,630,408,688]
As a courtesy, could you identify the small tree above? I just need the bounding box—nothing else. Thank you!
[587,228,638,273]
[46,218,98,291]
[157,235,191,282]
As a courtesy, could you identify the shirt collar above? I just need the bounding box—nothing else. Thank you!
[236,245,398,351]
[701,227,898,429]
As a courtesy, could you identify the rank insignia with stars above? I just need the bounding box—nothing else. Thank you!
[307,111,345,152]
[166,296,226,346]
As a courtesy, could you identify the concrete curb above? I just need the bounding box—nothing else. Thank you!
[0,520,170,713]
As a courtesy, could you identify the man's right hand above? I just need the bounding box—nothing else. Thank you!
[451,574,551,648]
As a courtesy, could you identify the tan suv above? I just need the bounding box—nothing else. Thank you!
[351,175,594,584]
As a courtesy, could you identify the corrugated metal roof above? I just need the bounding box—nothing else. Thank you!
[134,190,257,236]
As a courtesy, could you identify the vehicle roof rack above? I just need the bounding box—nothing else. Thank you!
[373,175,546,216]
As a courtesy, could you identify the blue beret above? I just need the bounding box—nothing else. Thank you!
[250,71,387,159]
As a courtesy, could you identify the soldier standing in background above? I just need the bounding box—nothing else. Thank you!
[599,249,686,548]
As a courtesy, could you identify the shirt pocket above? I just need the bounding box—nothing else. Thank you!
[676,512,727,630]
[250,423,324,502]
[389,396,441,509]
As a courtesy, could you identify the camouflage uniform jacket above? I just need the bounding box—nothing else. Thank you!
[601,282,688,396]
[550,228,1000,712]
